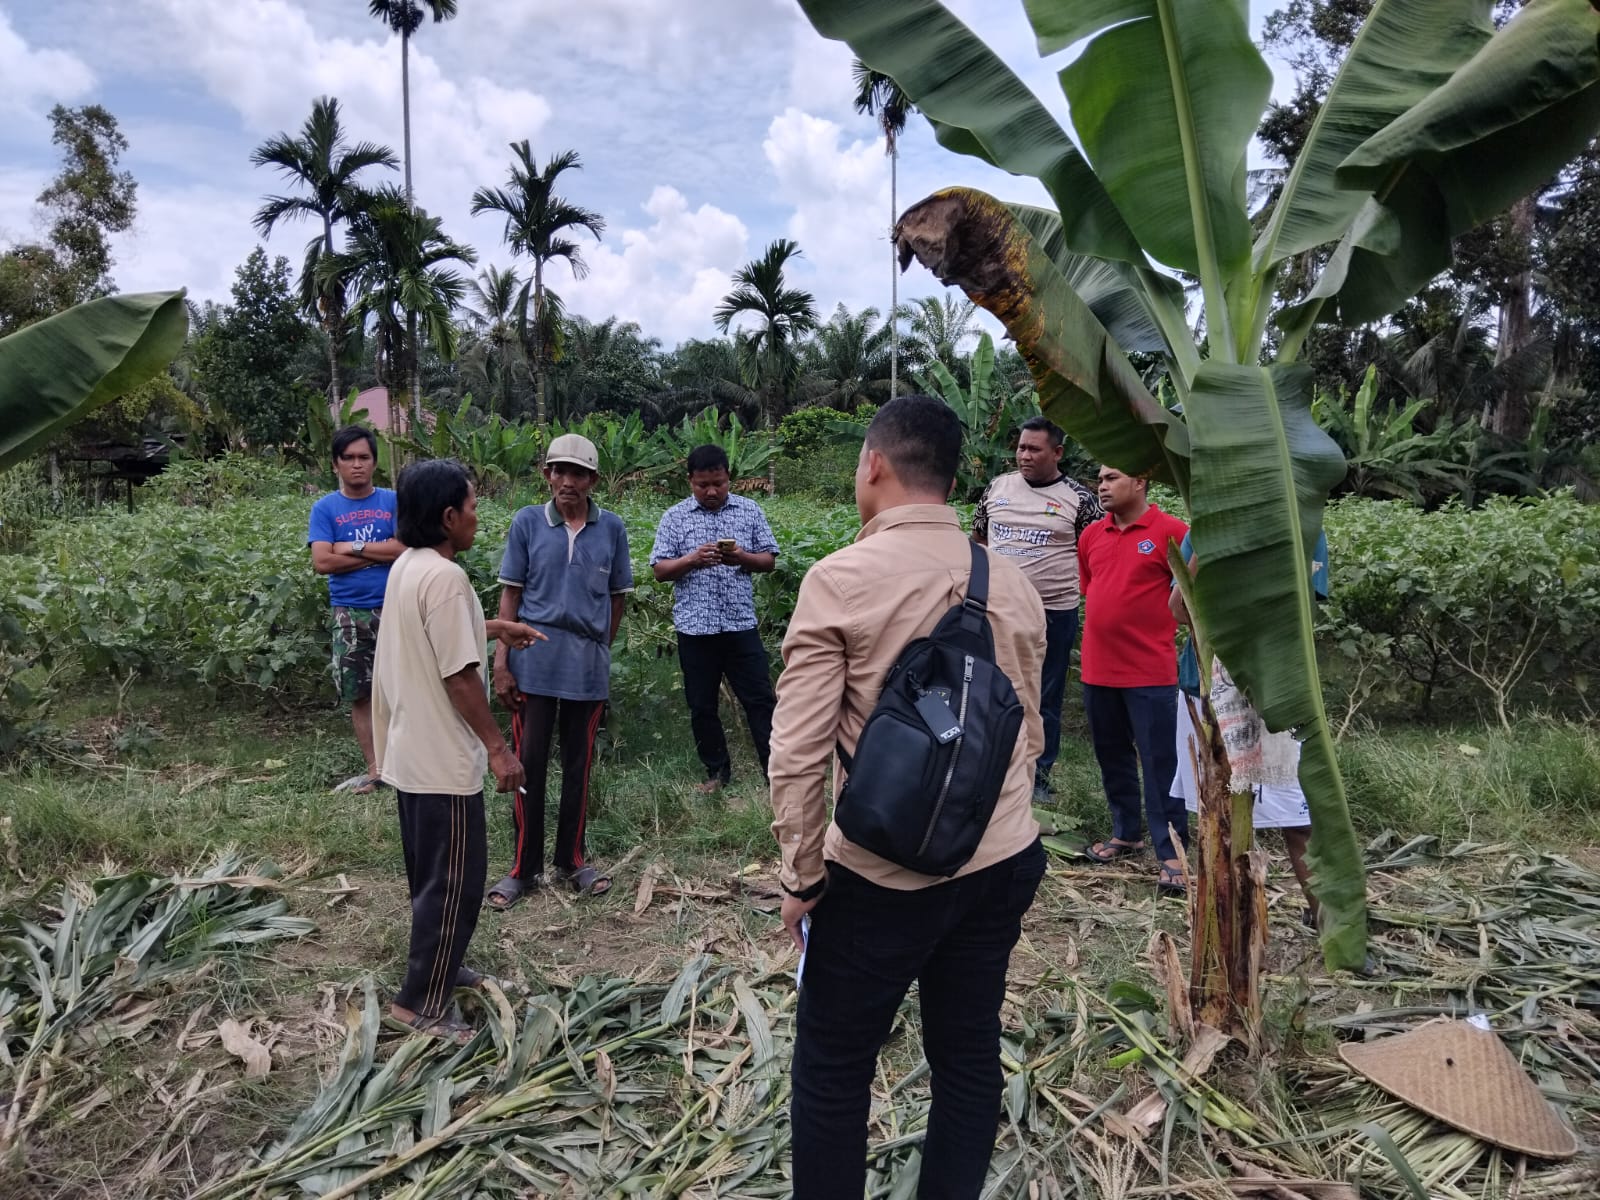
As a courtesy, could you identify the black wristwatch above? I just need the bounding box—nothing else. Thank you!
[783,875,827,903]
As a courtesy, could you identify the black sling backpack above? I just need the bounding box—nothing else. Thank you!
[834,541,1025,877]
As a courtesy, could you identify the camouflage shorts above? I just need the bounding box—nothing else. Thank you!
[331,607,381,706]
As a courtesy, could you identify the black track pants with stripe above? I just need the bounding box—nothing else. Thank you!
[395,789,486,1018]
[510,695,604,878]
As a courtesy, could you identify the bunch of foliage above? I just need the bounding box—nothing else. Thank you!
[141,452,307,507]
[1321,491,1600,726]
[915,331,1043,502]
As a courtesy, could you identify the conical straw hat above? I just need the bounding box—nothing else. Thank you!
[1339,1019,1578,1160]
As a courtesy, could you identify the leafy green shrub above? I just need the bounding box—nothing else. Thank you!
[141,452,307,507]
[1322,491,1600,724]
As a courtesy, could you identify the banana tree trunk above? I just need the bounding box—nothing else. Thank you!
[1182,691,1268,1040]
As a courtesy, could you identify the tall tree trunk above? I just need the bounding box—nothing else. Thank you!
[889,143,899,400]
[533,261,548,428]
[408,309,421,432]
[1486,195,1538,439]
[322,215,342,405]
[401,29,414,205]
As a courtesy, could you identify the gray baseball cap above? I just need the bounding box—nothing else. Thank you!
[545,433,599,472]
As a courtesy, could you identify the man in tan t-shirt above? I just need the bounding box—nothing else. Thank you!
[973,415,1102,802]
[372,459,543,1044]
[769,395,1047,1199]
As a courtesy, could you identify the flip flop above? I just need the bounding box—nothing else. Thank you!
[333,773,378,795]
[383,1007,475,1046]
[557,865,612,897]
[1157,863,1188,896]
[485,874,540,911]
[1084,838,1146,863]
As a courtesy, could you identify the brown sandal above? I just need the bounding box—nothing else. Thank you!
[1084,838,1146,863]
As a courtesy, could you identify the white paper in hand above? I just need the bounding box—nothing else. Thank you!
[795,914,811,989]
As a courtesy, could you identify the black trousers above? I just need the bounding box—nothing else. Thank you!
[1083,682,1187,862]
[677,628,776,782]
[789,840,1047,1199]
[510,695,604,877]
[394,790,486,1018]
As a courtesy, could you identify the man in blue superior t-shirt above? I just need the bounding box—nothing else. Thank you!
[487,433,632,907]
[308,425,402,794]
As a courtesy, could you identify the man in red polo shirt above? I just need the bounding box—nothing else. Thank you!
[1077,466,1190,893]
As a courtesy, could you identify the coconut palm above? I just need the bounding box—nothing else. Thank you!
[366,0,458,203]
[470,143,605,427]
[250,97,397,403]
[459,264,529,419]
[853,60,915,397]
[713,239,820,434]
[321,185,475,435]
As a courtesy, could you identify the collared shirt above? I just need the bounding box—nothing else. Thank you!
[1077,503,1189,688]
[768,504,1045,893]
[648,493,781,635]
[498,499,633,702]
[973,471,1102,610]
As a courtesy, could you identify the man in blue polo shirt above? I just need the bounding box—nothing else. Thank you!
[650,444,780,794]
[308,425,401,795]
[488,433,632,906]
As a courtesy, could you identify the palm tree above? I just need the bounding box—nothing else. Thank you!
[903,291,980,377]
[713,239,820,435]
[853,60,915,398]
[460,264,528,418]
[250,97,397,403]
[801,302,894,409]
[657,337,761,425]
[366,1,458,204]
[470,143,605,427]
[553,315,663,421]
[321,184,476,435]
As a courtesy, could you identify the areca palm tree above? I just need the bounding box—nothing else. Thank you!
[460,264,528,418]
[713,239,820,433]
[321,184,475,435]
[470,143,605,427]
[250,96,397,402]
[366,0,458,204]
[853,60,915,397]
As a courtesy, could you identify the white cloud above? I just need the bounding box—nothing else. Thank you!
[150,0,550,219]
[110,182,262,300]
[558,185,749,345]
[0,10,95,118]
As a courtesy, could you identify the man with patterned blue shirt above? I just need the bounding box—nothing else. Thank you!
[650,444,780,795]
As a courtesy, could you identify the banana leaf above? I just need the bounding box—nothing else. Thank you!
[1304,0,1600,326]
[0,292,189,472]
[894,188,1189,489]
[793,0,1146,267]
[1253,0,1495,269]
[1183,362,1366,969]
[1038,0,1272,282]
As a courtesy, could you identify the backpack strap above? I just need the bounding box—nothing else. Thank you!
[837,540,993,773]
[957,540,990,639]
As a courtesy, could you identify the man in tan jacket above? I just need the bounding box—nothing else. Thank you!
[769,394,1047,1199]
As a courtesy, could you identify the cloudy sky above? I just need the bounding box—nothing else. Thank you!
[0,1,1289,348]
